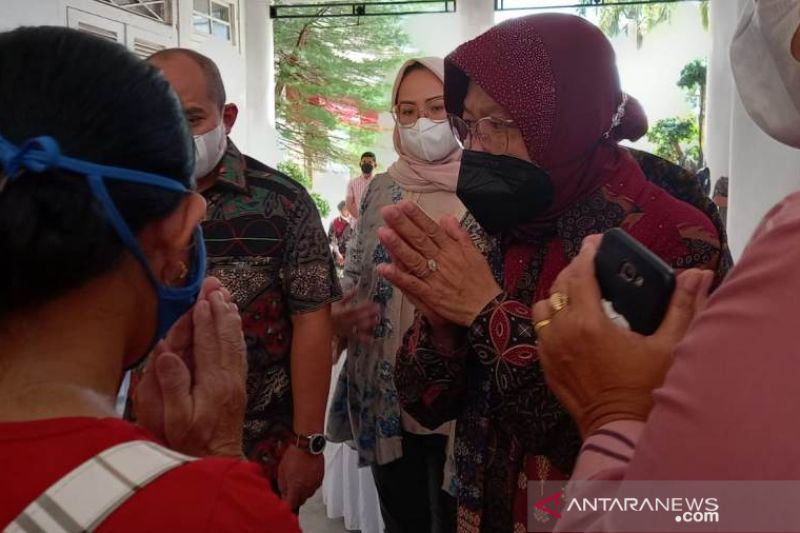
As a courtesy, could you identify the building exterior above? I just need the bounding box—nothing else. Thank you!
[0,0,282,165]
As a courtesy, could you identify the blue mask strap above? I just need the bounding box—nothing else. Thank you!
[0,135,188,195]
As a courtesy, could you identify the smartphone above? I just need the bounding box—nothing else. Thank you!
[594,228,676,335]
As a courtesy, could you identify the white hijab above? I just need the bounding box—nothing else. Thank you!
[731,0,800,148]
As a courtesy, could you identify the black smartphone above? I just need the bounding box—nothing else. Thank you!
[594,228,676,335]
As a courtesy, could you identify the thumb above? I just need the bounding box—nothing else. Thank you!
[653,269,706,343]
[155,352,192,440]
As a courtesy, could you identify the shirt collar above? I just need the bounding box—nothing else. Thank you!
[208,138,249,195]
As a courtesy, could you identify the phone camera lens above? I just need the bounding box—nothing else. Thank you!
[619,261,637,283]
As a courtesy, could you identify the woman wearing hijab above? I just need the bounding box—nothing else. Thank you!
[529,2,800,530]
[377,14,730,533]
[327,57,472,533]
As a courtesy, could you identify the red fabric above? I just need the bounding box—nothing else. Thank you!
[331,216,349,240]
[444,14,650,226]
[0,417,300,532]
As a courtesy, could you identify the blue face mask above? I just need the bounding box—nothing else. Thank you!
[0,135,206,368]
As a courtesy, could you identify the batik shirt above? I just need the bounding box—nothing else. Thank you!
[395,151,732,533]
[203,140,341,480]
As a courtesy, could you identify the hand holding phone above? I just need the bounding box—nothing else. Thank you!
[594,228,676,335]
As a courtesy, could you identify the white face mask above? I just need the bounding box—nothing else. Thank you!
[193,121,227,180]
[399,118,460,162]
[731,0,800,148]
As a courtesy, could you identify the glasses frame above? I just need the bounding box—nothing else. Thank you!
[391,97,449,128]
[449,115,517,155]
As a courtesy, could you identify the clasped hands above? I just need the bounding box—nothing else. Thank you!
[134,277,247,458]
[376,200,502,329]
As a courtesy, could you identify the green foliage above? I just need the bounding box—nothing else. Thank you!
[274,6,412,173]
[578,1,709,47]
[277,160,331,217]
[678,59,707,112]
[310,192,331,218]
[647,117,701,172]
[700,1,709,30]
[578,0,674,48]
[278,160,309,187]
[645,57,708,172]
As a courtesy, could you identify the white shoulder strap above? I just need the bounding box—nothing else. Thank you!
[5,440,196,533]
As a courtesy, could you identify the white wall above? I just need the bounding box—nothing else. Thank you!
[0,0,281,166]
[0,0,61,29]
[706,0,800,258]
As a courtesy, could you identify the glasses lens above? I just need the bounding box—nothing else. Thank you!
[476,118,508,155]
[425,98,448,122]
[395,103,419,126]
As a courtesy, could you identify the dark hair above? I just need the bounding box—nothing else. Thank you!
[0,27,193,318]
[337,200,346,212]
[361,151,376,161]
[149,48,227,109]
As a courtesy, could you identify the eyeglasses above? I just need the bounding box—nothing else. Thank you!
[449,115,517,155]
[392,97,448,127]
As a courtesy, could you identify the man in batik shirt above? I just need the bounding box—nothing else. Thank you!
[148,49,340,509]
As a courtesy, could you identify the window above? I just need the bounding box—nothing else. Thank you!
[193,0,237,43]
[95,0,173,24]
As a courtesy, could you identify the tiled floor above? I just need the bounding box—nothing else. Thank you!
[299,490,355,533]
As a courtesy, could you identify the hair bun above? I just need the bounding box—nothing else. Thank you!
[613,94,648,142]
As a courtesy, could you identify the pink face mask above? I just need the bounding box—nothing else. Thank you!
[731,0,800,148]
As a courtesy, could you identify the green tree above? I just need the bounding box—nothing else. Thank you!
[277,160,331,218]
[578,1,708,48]
[274,6,411,177]
[647,117,701,172]
[578,0,675,48]
[678,59,707,164]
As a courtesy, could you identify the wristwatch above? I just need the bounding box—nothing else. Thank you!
[291,432,327,455]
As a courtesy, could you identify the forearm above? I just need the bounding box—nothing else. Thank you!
[553,421,644,533]
[346,196,358,218]
[290,307,333,435]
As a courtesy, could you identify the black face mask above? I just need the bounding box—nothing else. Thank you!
[456,150,554,234]
[361,163,374,175]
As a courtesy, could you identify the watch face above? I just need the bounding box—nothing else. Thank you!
[309,435,327,455]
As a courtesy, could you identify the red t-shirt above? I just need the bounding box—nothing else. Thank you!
[0,417,300,532]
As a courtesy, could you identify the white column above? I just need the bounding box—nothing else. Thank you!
[704,0,739,185]
[244,0,281,164]
[705,0,800,258]
[458,0,495,43]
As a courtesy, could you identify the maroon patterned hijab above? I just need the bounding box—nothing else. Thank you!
[445,14,648,226]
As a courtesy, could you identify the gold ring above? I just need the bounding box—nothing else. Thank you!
[534,318,552,334]
[549,292,569,314]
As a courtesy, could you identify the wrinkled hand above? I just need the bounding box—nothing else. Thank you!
[134,277,226,439]
[376,201,501,327]
[533,235,714,437]
[278,445,324,510]
[332,289,381,344]
[135,277,247,457]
